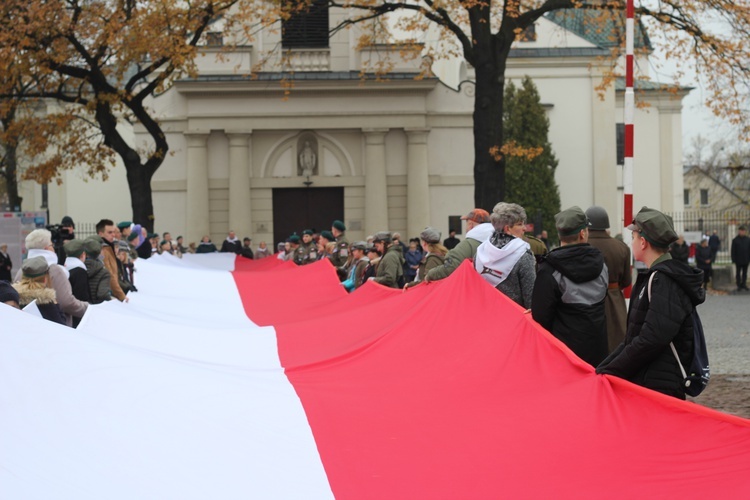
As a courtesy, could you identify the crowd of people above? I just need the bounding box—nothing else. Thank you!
[1,202,738,402]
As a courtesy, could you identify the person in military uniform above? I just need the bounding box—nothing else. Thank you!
[296,230,317,265]
[287,234,302,263]
[318,230,336,262]
[371,231,405,288]
[523,228,548,266]
[331,220,349,267]
[585,206,632,353]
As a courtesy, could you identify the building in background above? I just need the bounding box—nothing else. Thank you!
[13,9,690,246]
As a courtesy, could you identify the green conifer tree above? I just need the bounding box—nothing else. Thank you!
[503,76,561,243]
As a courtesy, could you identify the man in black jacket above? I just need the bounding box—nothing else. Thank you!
[731,225,750,291]
[531,206,608,367]
[597,207,705,400]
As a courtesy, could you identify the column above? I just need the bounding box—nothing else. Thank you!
[227,131,253,239]
[363,129,389,235]
[406,128,431,239]
[185,131,210,245]
[591,75,618,228]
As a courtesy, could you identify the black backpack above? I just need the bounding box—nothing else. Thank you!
[648,272,710,397]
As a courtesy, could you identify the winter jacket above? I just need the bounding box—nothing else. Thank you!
[426,223,494,282]
[100,240,126,301]
[695,244,712,270]
[475,232,536,309]
[196,242,218,254]
[136,239,152,259]
[415,253,445,282]
[404,249,422,279]
[532,243,609,366]
[597,254,705,399]
[13,282,66,325]
[374,245,405,288]
[731,235,750,265]
[17,249,88,327]
[85,258,112,304]
[221,238,242,254]
[669,242,690,264]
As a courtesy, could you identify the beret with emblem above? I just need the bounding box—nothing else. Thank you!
[302,229,314,236]
[332,220,346,232]
[319,230,335,242]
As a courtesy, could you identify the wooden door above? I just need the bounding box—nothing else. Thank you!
[272,187,344,247]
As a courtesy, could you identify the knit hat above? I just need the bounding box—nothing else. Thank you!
[420,227,441,244]
[332,220,346,232]
[0,280,20,304]
[555,206,592,237]
[63,239,86,258]
[626,207,678,248]
[22,256,49,278]
[118,240,130,252]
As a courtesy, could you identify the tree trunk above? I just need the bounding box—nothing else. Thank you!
[125,159,156,233]
[472,46,510,212]
[2,143,22,211]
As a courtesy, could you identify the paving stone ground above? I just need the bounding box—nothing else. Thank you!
[685,288,750,419]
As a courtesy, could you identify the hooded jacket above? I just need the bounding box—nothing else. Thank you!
[475,232,536,308]
[532,243,609,366]
[597,255,705,399]
[85,258,112,304]
[425,222,494,282]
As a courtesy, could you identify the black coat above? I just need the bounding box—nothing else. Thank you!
[0,251,11,282]
[532,243,609,366]
[731,235,750,265]
[695,245,712,270]
[597,256,705,399]
[221,239,242,254]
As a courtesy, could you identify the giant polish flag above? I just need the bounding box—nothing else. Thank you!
[2,253,750,498]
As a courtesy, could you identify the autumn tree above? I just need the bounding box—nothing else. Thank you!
[0,58,114,211]
[328,0,750,211]
[0,0,268,231]
[503,76,560,239]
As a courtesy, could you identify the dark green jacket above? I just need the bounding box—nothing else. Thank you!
[374,244,405,288]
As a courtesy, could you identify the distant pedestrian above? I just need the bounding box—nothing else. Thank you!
[443,230,460,250]
[695,238,712,289]
[669,235,690,264]
[220,231,242,254]
[0,243,11,282]
[708,230,721,263]
[731,225,750,291]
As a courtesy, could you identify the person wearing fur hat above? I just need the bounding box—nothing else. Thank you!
[15,229,88,327]
[13,256,66,325]
[83,237,112,304]
[63,239,91,326]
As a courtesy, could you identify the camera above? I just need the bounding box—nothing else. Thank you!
[46,224,74,247]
